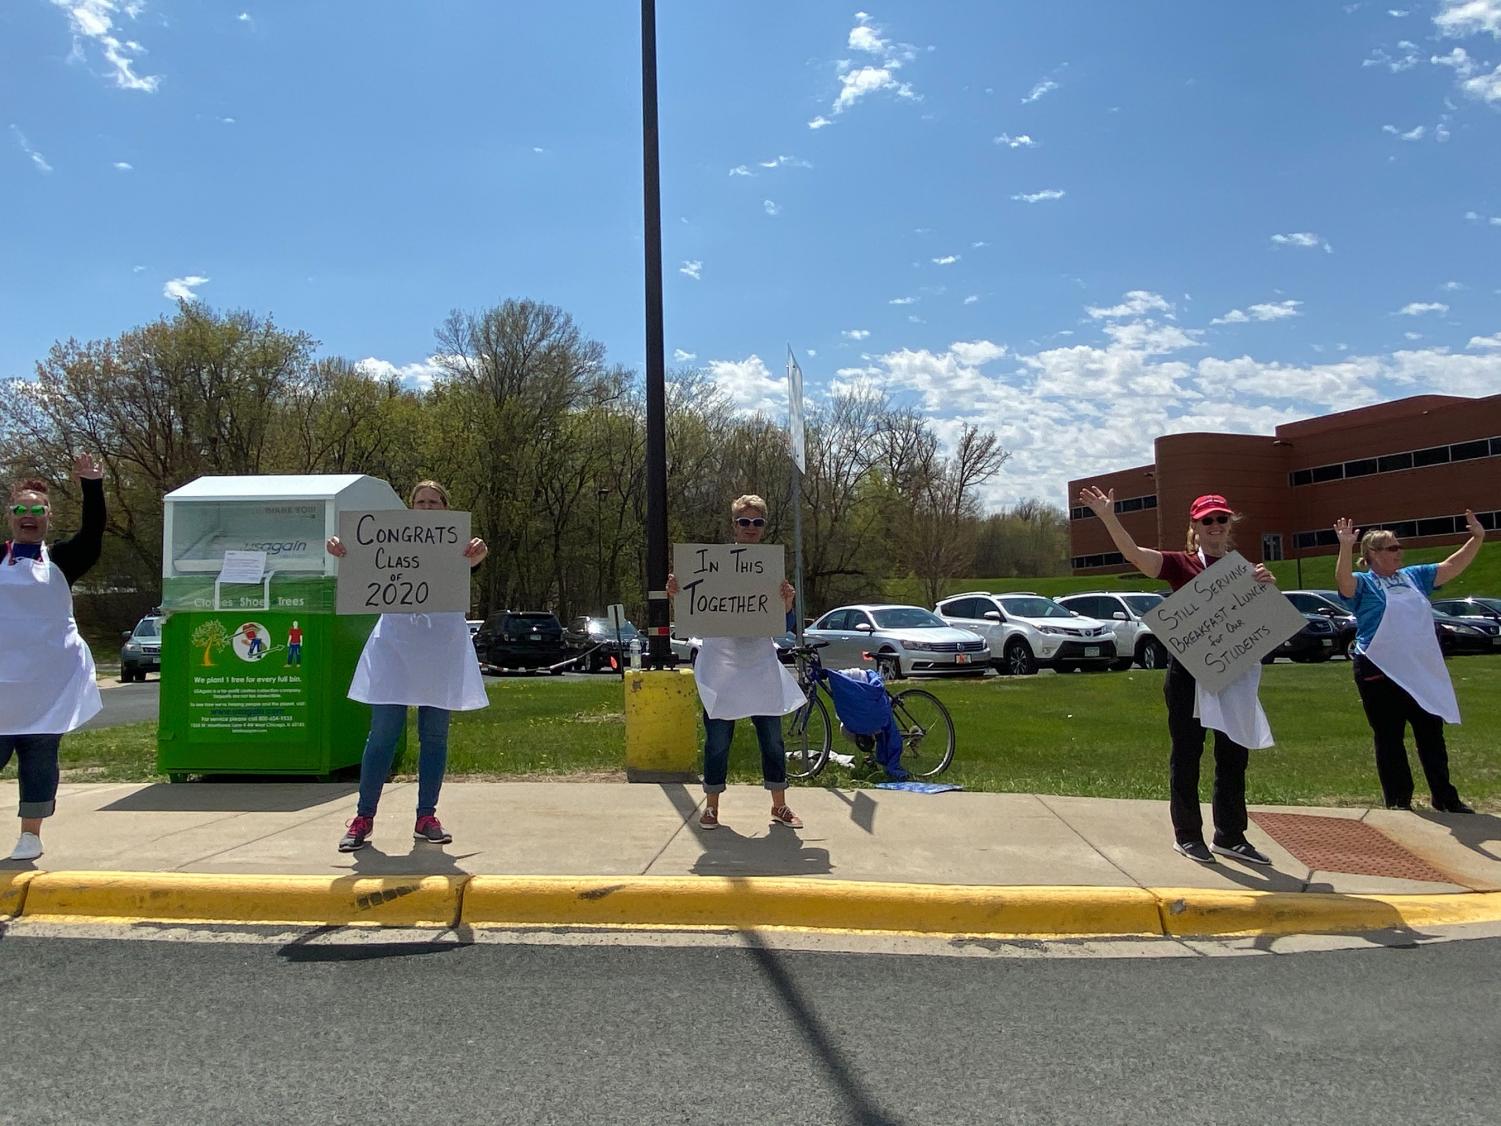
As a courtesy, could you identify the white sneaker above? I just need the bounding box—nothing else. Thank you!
[8,832,43,861]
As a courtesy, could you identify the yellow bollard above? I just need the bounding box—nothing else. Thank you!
[623,668,702,783]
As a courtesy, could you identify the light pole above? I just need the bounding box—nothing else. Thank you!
[595,486,611,610]
[640,0,669,668]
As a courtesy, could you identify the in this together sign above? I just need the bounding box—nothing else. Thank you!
[1142,551,1307,692]
[672,543,787,638]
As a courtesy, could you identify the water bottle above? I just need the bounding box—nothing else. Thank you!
[629,636,643,669]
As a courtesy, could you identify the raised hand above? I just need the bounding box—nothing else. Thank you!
[1076,485,1115,518]
[72,452,103,480]
[1332,517,1358,547]
[325,536,347,558]
[1252,563,1277,585]
[1463,509,1485,539]
[781,579,796,611]
[464,537,488,563]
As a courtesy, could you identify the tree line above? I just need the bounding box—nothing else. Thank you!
[3,299,1070,627]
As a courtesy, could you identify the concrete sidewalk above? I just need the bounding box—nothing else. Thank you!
[3,781,1500,936]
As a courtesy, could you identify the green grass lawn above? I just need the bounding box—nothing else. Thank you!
[53,659,1501,810]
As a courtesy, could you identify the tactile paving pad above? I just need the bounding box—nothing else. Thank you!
[1250,812,1453,883]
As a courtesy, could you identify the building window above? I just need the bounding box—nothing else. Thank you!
[1070,551,1126,570]
[1450,440,1489,462]
[1310,463,1344,483]
[1290,468,1313,487]
[1261,533,1284,562]
[1344,457,1378,478]
[1378,452,1413,473]
[1412,446,1450,468]
[1288,435,1501,486]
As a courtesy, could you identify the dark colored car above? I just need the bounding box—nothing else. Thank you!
[119,613,164,682]
[1284,590,1358,658]
[564,615,643,673]
[1432,608,1501,655]
[473,611,568,672]
[1430,596,1501,626]
[1264,612,1339,663]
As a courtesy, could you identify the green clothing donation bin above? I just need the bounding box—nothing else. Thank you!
[156,474,404,780]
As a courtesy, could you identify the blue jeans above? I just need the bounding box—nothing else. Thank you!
[356,705,450,818]
[702,712,787,795]
[0,733,62,818]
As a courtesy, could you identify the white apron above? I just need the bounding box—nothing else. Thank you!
[0,543,103,735]
[694,635,807,721]
[1190,550,1274,749]
[1363,571,1460,724]
[348,611,489,711]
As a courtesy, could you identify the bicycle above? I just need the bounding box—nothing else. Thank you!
[782,642,957,780]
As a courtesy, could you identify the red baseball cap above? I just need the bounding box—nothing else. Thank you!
[1189,494,1233,520]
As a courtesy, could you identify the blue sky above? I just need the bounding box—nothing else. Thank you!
[4,1,1500,507]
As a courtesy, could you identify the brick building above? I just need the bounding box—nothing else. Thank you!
[1067,393,1501,576]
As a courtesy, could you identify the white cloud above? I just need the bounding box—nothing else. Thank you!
[1468,332,1501,348]
[355,356,447,392]
[842,329,871,341]
[131,264,145,272]
[704,355,783,414]
[993,132,1036,148]
[931,254,959,265]
[1086,290,1174,319]
[163,275,209,301]
[888,296,917,305]
[1011,189,1064,203]
[835,65,914,112]
[757,154,812,169]
[10,126,53,174]
[1397,301,1450,315]
[949,340,1007,366]
[1431,47,1478,77]
[679,260,702,281]
[829,12,919,115]
[112,160,132,170]
[1442,280,1466,290]
[1382,123,1427,140]
[1271,231,1333,253]
[237,11,251,22]
[808,115,833,130]
[1363,42,1424,71]
[1022,78,1058,103]
[50,0,161,92]
[763,199,781,216]
[971,240,989,248]
[672,348,697,362]
[963,295,980,305]
[1435,0,1501,39]
[1212,299,1303,325]
[848,22,889,55]
[1389,8,1410,15]
[729,164,751,176]
[1404,331,1424,340]
[1461,62,1501,101]
[218,116,237,125]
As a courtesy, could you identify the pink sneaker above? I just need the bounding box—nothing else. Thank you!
[770,805,803,829]
[339,815,374,852]
[413,815,453,844]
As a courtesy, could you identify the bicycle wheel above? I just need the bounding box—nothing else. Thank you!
[783,690,832,779]
[890,688,956,778]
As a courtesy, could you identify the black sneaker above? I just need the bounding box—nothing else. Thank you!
[1385,801,1413,811]
[1432,799,1475,814]
[1173,840,1216,864]
[1212,840,1273,865]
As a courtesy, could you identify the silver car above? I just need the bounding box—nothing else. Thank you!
[804,604,989,678]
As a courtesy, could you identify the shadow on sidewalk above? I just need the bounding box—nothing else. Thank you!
[821,788,878,834]
[1411,810,1501,865]
[101,780,356,813]
[690,823,833,878]
[337,843,480,877]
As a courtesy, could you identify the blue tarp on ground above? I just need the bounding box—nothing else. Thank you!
[873,781,964,794]
[820,667,908,781]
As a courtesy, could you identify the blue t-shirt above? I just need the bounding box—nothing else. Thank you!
[1343,563,1439,654]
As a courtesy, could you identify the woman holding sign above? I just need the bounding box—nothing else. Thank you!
[1,454,105,861]
[666,494,807,831]
[1077,487,1277,865]
[327,480,489,852]
[1334,514,1484,813]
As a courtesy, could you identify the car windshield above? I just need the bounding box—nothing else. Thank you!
[590,619,639,638]
[1468,598,1501,614]
[1120,594,1163,615]
[134,619,161,638]
[870,608,946,629]
[999,596,1072,619]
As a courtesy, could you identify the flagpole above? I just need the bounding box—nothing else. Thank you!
[788,346,806,643]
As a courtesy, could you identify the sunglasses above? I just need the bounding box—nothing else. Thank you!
[734,517,766,528]
[1198,514,1230,526]
[9,504,47,516]
[1380,544,1403,553]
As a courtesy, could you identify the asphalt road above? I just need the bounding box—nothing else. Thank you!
[2,933,1497,1125]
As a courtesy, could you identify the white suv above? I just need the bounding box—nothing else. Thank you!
[935,592,1117,676]
[1056,592,1169,670]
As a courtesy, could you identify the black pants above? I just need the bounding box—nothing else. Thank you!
[1163,660,1250,846]
[1352,655,1460,808]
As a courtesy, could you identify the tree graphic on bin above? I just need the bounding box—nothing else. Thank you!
[191,620,232,666]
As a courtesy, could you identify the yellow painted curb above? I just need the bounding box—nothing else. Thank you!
[0,870,37,919]
[462,876,1165,937]
[20,872,466,927]
[1155,888,1501,937]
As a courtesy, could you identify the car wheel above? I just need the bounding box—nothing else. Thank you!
[877,651,904,680]
[1003,639,1037,676]
[1136,638,1167,670]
